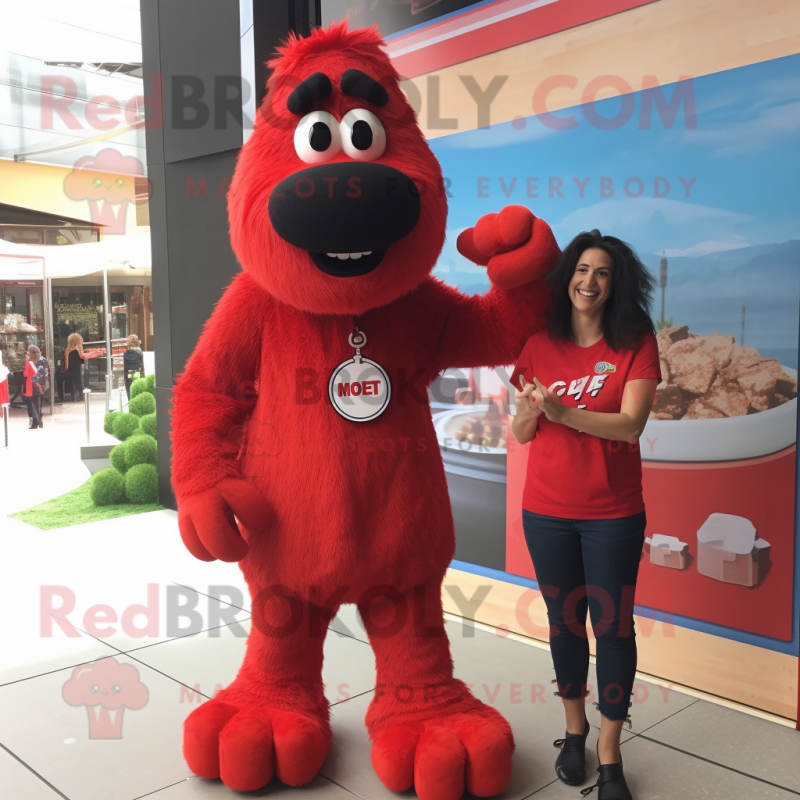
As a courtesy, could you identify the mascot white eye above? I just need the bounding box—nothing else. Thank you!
[341,109,386,161]
[293,111,342,164]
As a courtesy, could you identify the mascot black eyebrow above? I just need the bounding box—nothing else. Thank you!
[172,21,559,800]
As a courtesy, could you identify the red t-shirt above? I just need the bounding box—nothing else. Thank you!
[23,361,36,398]
[509,330,661,519]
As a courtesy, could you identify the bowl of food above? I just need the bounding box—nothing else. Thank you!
[433,405,509,570]
[434,404,509,456]
[642,326,797,461]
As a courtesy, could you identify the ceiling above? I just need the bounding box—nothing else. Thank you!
[0,0,146,171]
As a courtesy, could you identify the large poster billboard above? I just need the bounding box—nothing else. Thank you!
[430,54,800,647]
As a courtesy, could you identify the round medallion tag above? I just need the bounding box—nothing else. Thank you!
[329,357,391,422]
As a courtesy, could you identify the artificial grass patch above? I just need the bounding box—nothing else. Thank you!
[9,481,162,530]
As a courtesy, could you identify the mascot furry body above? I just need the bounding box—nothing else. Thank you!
[172,22,559,800]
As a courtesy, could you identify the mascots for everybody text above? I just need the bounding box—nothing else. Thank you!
[172,22,560,800]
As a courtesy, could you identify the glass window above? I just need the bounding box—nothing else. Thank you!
[1,282,45,373]
[53,287,104,350]
[0,225,99,245]
[0,227,44,245]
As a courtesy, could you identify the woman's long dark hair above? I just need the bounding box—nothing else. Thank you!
[547,229,656,351]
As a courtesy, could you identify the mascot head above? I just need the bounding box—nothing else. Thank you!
[228,22,448,315]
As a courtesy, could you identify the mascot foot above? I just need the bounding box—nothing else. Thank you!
[183,689,331,791]
[370,696,513,800]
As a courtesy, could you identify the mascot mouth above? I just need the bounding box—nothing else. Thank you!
[269,162,419,279]
[310,249,387,276]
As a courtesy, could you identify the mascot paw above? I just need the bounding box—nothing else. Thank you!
[457,205,560,291]
[183,694,331,791]
[177,477,268,563]
[371,706,513,800]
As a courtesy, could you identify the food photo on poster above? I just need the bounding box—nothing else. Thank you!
[428,53,799,643]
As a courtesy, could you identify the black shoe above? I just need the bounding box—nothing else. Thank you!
[553,716,590,785]
[581,745,633,800]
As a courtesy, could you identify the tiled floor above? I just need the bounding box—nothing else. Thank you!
[2,406,799,799]
[1,394,114,515]
[1,507,798,800]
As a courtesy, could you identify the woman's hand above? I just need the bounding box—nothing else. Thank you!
[511,375,542,444]
[514,376,542,420]
[531,377,570,424]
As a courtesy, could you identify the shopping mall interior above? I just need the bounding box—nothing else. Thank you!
[1,1,798,799]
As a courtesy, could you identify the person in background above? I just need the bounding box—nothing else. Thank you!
[510,229,660,800]
[0,350,9,408]
[60,332,86,401]
[123,334,145,399]
[23,345,49,429]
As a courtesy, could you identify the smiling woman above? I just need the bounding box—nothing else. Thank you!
[509,229,660,799]
[546,230,656,351]
[569,246,613,317]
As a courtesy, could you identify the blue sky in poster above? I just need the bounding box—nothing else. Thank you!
[429,54,800,366]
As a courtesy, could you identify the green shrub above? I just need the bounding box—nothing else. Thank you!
[112,412,140,441]
[130,377,149,398]
[140,413,157,439]
[110,444,127,473]
[104,411,120,435]
[129,427,146,437]
[129,392,156,418]
[145,374,155,394]
[125,463,159,504]
[90,468,125,506]
[124,434,157,468]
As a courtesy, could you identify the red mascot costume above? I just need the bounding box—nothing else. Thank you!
[172,21,560,800]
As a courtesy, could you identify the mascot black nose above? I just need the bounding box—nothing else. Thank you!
[268,162,420,254]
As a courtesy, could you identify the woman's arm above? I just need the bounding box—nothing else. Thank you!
[511,409,540,444]
[511,377,543,444]
[532,377,657,443]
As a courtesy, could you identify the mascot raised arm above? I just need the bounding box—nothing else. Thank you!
[171,21,559,800]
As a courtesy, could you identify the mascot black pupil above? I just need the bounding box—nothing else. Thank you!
[309,122,332,151]
[351,119,373,150]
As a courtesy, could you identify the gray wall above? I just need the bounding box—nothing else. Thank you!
[141,0,320,507]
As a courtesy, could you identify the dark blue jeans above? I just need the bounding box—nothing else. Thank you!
[23,394,42,427]
[522,509,646,721]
